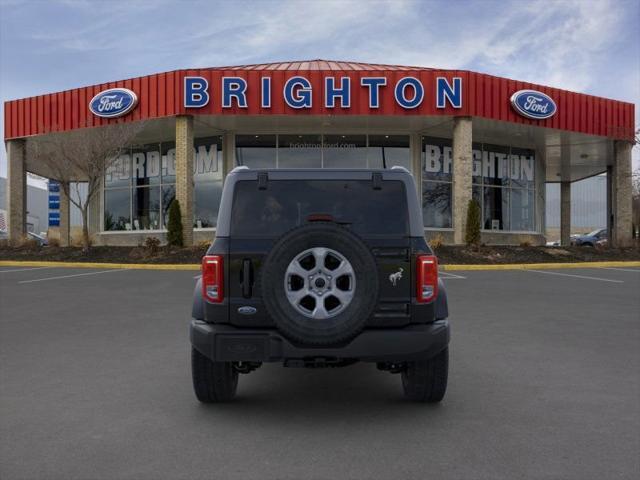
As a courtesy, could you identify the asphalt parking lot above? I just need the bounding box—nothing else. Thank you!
[1,265,639,480]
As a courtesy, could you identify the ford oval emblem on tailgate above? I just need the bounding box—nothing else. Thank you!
[238,306,257,315]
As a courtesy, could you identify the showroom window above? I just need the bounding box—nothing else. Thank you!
[103,136,223,231]
[235,135,277,168]
[193,136,223,228]
[235,134,410,170]
[422,137,536,232]
[422,137,453,228]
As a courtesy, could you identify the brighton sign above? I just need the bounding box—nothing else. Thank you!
[89,88,138,118]
[183,75,463,110]
[510,89,557,120]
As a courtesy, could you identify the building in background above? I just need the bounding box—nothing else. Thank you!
[3,60,635,247]
[546,175,608,240]
[0,177,48,234]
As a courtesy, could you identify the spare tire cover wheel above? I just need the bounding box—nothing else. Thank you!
[261,223,379,346]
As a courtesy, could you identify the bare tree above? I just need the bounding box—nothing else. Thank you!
[27,121,144,250]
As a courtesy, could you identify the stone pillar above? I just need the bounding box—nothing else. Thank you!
[59,182,70,247]
[611,141,633,247]
[560,181,571,246]
[6,139,27,244]
[452,117,473,244]
[175,115,194,246]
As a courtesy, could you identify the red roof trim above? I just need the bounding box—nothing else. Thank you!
[3,60,635,141]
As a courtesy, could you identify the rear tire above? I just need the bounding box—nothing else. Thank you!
[191,347,238,403]
[401,347,448,403]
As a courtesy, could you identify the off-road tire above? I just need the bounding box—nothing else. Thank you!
[261,222,379,346]
[191,347,238,403]
[401,347,448,403]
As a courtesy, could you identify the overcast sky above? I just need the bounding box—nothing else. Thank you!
[1,0,638,180]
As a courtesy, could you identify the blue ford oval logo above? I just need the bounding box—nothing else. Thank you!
[510,89,556,120]
[89,88,138,118]
[238,306,257,315]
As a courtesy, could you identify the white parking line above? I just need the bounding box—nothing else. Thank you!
[526,269,623,283]
[598,267,640,273]
[439,271,466,279]
[0,266,55,274]
[18,269,126,284]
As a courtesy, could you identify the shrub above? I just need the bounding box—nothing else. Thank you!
[144,236,161,256]
[167,199,183,247]
[429,233,445,250]
[519,240,532,247]
[48,237,61,248]
[465,199,481,246]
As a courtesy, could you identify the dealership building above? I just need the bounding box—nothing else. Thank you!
[3,60,635,246]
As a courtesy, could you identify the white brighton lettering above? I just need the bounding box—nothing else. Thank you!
[472,149,482,176]
[425,142,535,182]
[424,145,441,173]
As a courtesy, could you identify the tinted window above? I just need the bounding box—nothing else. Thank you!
[231,180,408,236]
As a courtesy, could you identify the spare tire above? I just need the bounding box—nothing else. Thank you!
[261,222,379,346]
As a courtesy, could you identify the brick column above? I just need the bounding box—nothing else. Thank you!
[6,139,27,244]
[175,115,194,246]
[611,141,633,247]
[560,181,571,246]
[59,182,70,247]
[452,117,473,244]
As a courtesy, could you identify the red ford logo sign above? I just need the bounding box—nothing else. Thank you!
[510,89,556,120]
[89,88,138,118]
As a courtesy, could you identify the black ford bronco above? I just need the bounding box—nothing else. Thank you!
[190,167,450,402]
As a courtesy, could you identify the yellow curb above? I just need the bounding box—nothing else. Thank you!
[0,260,200,271]
[1,260,639,272]
[441,261,640,271]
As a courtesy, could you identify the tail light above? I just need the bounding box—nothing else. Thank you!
[416,255,438,303]
[202,255,223,303]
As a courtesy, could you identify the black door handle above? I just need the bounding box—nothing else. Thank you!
[242,259,252,298]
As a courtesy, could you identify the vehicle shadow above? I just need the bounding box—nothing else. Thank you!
[193,363,447,426]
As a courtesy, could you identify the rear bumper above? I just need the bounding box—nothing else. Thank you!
[190,320,450,363]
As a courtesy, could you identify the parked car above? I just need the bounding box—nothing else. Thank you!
[190,167,450,403]
[572,229,607,247]
[0,230,47,246]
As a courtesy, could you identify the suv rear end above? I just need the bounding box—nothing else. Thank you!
[190,167,450,402]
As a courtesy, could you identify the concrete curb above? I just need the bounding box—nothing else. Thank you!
[1,260,639,271]
[441,261,640,271]
[0,260,200,270]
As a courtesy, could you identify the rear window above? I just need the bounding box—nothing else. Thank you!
[231,180,409,237]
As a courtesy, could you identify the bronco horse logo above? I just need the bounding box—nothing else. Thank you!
[389,267,403,286]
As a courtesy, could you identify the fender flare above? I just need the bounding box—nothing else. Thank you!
[435,277,449,320]
[192,278,205,320]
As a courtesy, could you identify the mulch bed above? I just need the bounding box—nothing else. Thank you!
[433,245,640,265]
[0,245,209,264]
[1,243,638,265]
